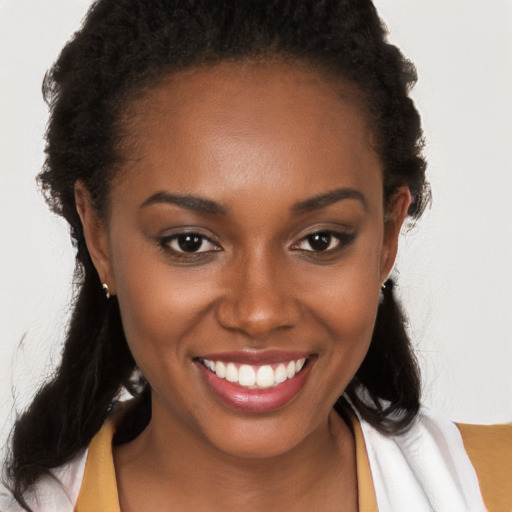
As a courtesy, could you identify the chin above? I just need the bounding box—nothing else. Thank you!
[204,417,314,460]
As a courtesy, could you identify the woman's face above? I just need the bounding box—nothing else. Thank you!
[78,61,409,458]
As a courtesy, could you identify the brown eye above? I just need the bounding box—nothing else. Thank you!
[176,234,203,252]
[291,230,356,254]
[306,232,334,251]
[297,231,339,252]
[163,233,220,254]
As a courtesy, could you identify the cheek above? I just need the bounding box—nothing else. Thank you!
[111,247,220,424]
[321,280,379,368]
[306,239,382,332]
[110,241,217,369]
[303,237,383,381]
[317,290,379,408]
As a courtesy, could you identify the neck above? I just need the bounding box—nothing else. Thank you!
[114,404,358,512]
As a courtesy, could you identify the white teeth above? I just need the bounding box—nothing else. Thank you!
[201,357,309,389]
[239,365,256,386]
[275,363,287,384]
[225,363,238,383]
[256,365,274,388]
[286,361,296,378]
[215,361,226,378]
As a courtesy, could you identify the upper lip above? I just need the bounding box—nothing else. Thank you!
[196,350,312,365]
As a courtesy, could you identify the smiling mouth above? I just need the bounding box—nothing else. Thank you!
[198,357,309,389]
[195,351,315,412]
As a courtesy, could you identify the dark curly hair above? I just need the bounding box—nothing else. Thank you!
[5,0,429,508]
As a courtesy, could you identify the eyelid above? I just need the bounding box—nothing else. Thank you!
[290,227,356,253]
[158,229,222,255]
[168,235,219,253]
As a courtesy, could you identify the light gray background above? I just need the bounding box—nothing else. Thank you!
[1,0,511,454]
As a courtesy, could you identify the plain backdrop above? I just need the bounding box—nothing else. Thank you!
[1,0,511,454]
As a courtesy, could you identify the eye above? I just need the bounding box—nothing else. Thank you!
[291,230,355,253]
[161,233,220,254]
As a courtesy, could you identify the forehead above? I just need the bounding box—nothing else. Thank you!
[113,60,382,210]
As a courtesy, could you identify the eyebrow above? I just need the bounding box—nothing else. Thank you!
[140,187,366,216]
[140,192,227,215]
[291,187,367,215]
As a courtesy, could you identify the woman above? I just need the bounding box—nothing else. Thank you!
[1,1,511,511]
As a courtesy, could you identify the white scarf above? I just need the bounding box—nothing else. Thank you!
[357,406,488,512]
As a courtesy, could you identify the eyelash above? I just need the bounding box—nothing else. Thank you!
[290,230,356,255]
[159,232,221,258]
[159,228,355,260]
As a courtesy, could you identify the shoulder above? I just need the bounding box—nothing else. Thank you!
[0,450,87,512]
[0,407,129,512]
[354,405,490,511]
[457,422,512,512]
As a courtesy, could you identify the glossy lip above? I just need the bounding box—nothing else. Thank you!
[195,353,316,413]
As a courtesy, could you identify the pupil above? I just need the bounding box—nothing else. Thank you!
[308,232,331,251]
[178,234,202,252]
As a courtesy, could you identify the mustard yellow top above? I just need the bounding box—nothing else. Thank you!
[75,416,512,512]
[458,423,512,512]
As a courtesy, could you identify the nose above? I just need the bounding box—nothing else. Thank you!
[215,252,301,339]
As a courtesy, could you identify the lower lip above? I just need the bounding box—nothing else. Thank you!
[197,360,314,413]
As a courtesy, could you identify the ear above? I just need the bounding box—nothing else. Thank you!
[74,181,116,295]
[379,186,412,283]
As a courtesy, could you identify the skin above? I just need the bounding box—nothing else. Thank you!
[76,60,411,512]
